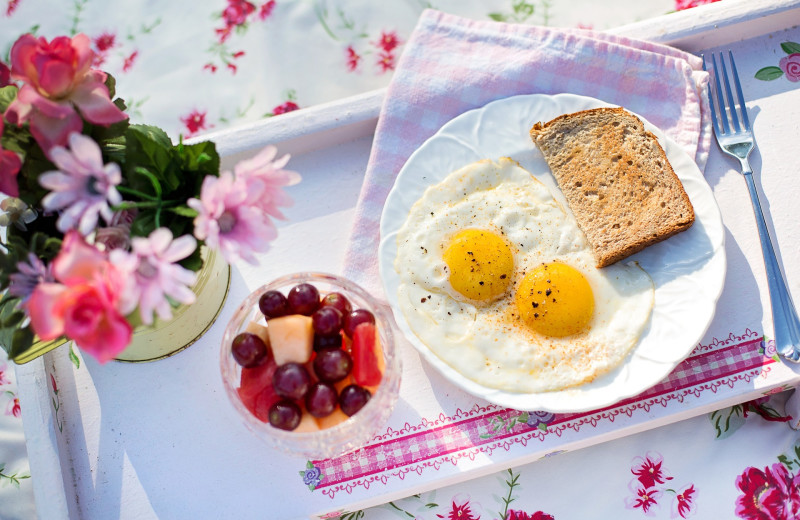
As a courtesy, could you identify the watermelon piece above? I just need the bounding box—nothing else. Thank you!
[351,322,383,387]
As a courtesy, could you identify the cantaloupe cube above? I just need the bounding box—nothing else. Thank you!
[245,321,270,347]
[267,315,314,365]
[294,412,321,433]
[315,407,350,430]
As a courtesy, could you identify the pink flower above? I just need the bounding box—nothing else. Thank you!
[5,394,21,417]
[437,496,479,520]
[180,109,211,137]
[271,100,298,115]
[110,228,198,326]
[632,453,673,489]
[736,464,800,519]
[345,46,361,72]
[188,171,277,264]
[0,118,23,197]
[4,33,128,151]
[674,484,696,518]
[93,32,116,53]
[0,61,10,87]
[222,0,255,26]
[674,0,720,10]
[27,231,131,363]
[39,132,122,235]
[94,208,136,251]
[233,145,300,220]
[374,31,401,52]
[8,252,54,301]
[779,53,800,82]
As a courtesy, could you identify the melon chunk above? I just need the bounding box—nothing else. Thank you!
[245,320,271,347]
[294,412,321,433]
[267,315,314,365]
[314,407,350,430]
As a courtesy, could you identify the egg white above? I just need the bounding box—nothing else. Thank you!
[393,157,655,393]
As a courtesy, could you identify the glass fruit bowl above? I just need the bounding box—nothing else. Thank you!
[220,272,401,460]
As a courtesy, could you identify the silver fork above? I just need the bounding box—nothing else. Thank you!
[703,51,800,362]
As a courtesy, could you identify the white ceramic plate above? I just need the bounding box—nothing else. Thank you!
[378,93,726,413]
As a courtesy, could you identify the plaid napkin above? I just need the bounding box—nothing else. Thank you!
[343,9,712,294]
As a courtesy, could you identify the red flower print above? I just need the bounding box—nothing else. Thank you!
[374,30,401,52]
[507,511,555,520]
[6,0,20,16]
[436,498,479,520]
[674,0,721,10]
[346,46,361,72]
[50,373,58,393]
[0,61,9,87]
[376,51,396,73]
[674,485,696,518]
[216,0,257,42]
[271,101,299,115]
[632,453,673,489]
[735,463,800,519]
[123,50,139,72]
[180,109,212,137]
[5,393,20,418]
[259,0,275,20]
[93,32,116,53]
[632,485,661,513]
[0,362,10,386]
[203,63,218,73]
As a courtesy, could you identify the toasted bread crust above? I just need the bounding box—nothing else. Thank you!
[530,107,695,268]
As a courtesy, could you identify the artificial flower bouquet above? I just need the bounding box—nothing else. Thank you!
[0,33,299,364]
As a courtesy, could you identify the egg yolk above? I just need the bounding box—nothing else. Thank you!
[443,229,514,301]
[515,262,594,337]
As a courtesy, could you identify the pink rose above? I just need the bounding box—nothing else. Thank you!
[0,118,22,197]
[779,53,800,82]
[4,33,128,150]
[27,231,131,363]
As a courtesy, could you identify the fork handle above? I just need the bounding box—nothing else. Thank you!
[741,165,800,362]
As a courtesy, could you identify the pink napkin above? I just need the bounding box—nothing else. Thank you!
[343,9,712,294]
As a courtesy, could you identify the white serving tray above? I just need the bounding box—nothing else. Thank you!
[16,1,800,518]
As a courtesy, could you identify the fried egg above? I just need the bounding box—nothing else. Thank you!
[394,157,654,393]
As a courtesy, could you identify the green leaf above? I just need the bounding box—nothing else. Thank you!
[0,85,18,113]
[167,205,199,218]
[9,326,35,359]
[123,124,178,194]
[69,345,80,369]
[780,42,800,55]
[755,66,784,81]
[488,13,506,21]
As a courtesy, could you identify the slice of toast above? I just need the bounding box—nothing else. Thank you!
[529,107,695,268]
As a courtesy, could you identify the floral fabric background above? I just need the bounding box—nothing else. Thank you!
[12,0,800,519]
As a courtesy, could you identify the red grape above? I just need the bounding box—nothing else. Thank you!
[343,308,376,337]
[231,332,268,368]
[268,400,301,431]
[339,385,371,416]
[321,292,352,315]
[312,307,343,336]
[313,348,352,383]
[287,283,321,316]
[259,290,289,319]
[313,334,343,352]
[272,362,311,400]
[305,382,338,418]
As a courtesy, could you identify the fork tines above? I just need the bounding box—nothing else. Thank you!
[702,51,751,135]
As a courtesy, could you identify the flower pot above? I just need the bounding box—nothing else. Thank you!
[16,247,230,364]
[114,247,231,362]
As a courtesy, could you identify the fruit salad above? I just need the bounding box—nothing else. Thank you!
[230,282,386,432]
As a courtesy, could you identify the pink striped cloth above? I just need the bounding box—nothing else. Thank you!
[343,9,712,295]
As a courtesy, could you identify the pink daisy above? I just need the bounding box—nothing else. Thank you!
[110,228,198,325]
[38,132,122,235]
[187,171,277,264]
